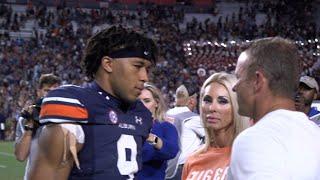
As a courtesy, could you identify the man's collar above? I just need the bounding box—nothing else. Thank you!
[167,106,190,116]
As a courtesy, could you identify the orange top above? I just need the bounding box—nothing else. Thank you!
[182,146,231,180]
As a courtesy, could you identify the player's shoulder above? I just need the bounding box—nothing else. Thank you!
[130,100,152,117]
[128,100,153,129]
[40,85,91,124]
[131,100,149,111]
[46,84,86,99]
[43,84,83,103]
[43,85,88,107]
[46,84,102,104]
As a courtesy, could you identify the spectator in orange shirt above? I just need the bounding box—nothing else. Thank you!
[182,72,249,180]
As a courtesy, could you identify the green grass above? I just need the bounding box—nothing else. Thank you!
[0,141,25,180]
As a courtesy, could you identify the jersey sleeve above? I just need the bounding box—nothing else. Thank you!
[142,121,179,162]
[39,86,89,124]
[153,121,179,160]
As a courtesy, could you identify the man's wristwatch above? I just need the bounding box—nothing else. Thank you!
[24,124,34,131]
[148,135,159,146]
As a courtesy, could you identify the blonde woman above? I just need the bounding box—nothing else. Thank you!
[137,83,179,180]
[182,72,249,180]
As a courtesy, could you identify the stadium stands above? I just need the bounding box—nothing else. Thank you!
[0,0,319,140]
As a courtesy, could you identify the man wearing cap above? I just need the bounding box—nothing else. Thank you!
[296,75,320,125]
[165,84,205,180]
[26,26,158,180]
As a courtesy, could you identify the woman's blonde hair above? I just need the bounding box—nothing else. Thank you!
[143,82,168,121]
[199,72,250,152]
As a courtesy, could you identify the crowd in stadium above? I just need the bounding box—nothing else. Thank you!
[1,0,320,180]
[0,0,319,142]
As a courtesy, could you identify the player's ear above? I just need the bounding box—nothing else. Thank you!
[101,56,113,73]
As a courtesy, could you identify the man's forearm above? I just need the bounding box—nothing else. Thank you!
[14,131,33,161]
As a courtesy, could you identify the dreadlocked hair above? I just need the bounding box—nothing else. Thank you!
[82,25,158,80]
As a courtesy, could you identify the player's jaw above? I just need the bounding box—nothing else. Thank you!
[133,83,145,96]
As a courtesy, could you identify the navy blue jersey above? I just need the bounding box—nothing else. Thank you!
[39,82,153,180]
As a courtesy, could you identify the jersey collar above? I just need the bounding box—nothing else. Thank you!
[89,81,134,112]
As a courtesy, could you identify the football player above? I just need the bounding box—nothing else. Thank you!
[26,26,158,180]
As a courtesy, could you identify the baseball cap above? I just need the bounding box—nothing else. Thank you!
[299,76,319,93]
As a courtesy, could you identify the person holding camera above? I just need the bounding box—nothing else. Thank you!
[14,74,60,178]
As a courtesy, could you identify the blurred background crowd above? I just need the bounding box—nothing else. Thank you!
[0,0,319,140]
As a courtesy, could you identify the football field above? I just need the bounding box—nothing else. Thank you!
[0,141,25,180]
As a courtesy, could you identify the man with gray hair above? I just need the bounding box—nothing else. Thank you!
[229,37,320,179]
[166,84,205,180]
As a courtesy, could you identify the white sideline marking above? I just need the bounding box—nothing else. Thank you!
[0,152,14,157]
[0,165,7,168]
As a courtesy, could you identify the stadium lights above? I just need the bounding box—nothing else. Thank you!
[183,39,320,55]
